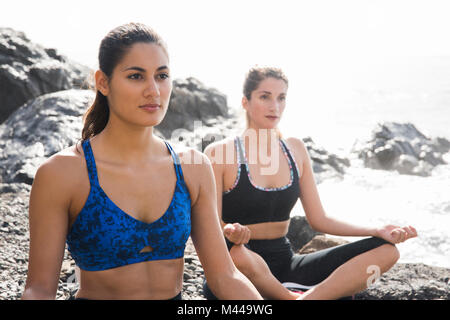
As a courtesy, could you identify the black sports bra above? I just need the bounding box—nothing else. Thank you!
[221,137,300,225]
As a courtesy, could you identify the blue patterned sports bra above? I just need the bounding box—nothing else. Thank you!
[66,140,191,271]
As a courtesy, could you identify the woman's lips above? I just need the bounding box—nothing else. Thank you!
[139,104,160,112]
[266,115,279,120]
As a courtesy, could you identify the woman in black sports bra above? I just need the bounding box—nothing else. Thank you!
[203,66,418,300]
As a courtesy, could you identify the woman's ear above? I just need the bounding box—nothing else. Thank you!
[95,70,110,96]
[242,96,249,112]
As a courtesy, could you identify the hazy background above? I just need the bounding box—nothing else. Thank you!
[2,0,449,267]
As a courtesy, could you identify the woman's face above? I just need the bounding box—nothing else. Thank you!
[97,42,172,128]
[243,77,287,130]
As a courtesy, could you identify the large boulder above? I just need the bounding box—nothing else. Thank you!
[302,136,351,178]
[356,263,450,300]
[169,109,243,152]
[354,122,450,176]
[0,89,95,185]
[0,27,92,124]
[156,77,230,138]
[296,234,350,254]
[286,216,323,252]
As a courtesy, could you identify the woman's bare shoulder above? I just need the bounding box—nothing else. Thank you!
[284,136,308,157]
[284,136,309,175]
[35,143,86,183]
[203,136,236,165]
[175,144,211,172]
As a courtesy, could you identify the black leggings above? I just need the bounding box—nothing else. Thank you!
[203,236,392,299]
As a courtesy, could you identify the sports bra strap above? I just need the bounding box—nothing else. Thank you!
[82,140,101,188]
[164,141,184,182]
[235,136,245,166]
[279,139,300,180]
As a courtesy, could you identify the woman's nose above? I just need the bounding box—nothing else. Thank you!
[269,99,280,112]
[143,79,160,97]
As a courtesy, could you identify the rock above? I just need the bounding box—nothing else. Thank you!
[156,77,230,138]
[296,235,350,254]
[302,137,351,176]
[286,216,323,252]
[431,137,450,153]
[0,89,95,185]
[354,122,450,176]
[293,234,450,300]
[168,114,242,152]
[0,27,92,124]
[356,263,450,300]
[0,182,30,194]
[0,190,30,300]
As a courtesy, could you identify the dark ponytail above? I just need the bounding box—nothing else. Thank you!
[81,22,168,141]
[81,91,109,140]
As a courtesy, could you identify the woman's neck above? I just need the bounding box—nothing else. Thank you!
[92,119,160,165]
[242,126,279,150]
[241,126,280,169]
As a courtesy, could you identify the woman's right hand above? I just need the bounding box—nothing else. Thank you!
[223,223,251,245]
[375,224,418,244]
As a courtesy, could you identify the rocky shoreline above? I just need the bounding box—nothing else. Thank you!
[1,27,449,300]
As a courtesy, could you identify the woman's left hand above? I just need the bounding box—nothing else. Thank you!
[375,224,418,244]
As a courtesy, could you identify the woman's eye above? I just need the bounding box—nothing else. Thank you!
[260,95,269,100]
[158,73,170,80]
[128,73,143,80]
[279,96,286,101]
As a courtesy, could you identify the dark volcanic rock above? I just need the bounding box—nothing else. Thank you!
[297,234,350,254]
[356,263,450,300]
[354,122,450,176]
[156,77,230,138]
[0,89,95,184]
[286,216,323,252]
[0,27,92,124]
[303,136,351,178]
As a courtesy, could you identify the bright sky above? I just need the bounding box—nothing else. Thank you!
[2,0,450,82]
[2,0,450,146]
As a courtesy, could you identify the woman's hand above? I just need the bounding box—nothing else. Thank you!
[223,223,251,245]
[375,224,418,244]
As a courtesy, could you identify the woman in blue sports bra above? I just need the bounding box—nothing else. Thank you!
[203,66,418,300]
[21,23,261,300]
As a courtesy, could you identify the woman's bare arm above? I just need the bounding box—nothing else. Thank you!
[288,137,378,236]
[288,137,417,243]
[186,149,262,299]
[22,156,73,299]
[204,141,251,245]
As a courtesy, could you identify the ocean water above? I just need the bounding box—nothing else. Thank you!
[278,55,450,154]
[284,56,450,268]
[291,155,450,269]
